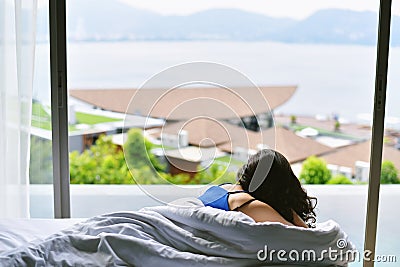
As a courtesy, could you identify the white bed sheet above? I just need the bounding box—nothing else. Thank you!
[0,218,83,252]
[0,199,356,266]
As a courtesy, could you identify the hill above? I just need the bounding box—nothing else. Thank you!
[36,0,399,46]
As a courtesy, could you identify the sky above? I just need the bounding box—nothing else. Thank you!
[118,0,400,19]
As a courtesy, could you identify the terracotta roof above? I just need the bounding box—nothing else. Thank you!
[271,127,333,163]
[159,118,332,163]
[320,140,400,172]
[216,126,332,163]
[69,86,297,120]
[160,118,233,147]
[215,123,268,154]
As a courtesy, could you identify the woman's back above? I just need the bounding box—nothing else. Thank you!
[199,183,307,227]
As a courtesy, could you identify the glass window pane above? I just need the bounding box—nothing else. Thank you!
[30,0,54,218]
[375,15,400,265]
[66,5,380,264]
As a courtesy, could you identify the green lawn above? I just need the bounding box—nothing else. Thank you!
[31,102,122,131]
[283,124,360,140]
[32,102,52,130]
[151,143,176,150]
[75,112,121,125]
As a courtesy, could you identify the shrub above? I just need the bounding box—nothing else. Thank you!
[29,136,53,184]
[381,160,399,184]
[327,174,353,184]
[124,128,165,172]
[69,135,133,184]
[334,121,340,131]
[290,115,297,124]
[300,156,332,184]
[69,129,237,185]
[193,163,236,185]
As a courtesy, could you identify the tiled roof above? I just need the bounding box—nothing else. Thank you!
[70,86,296,120]
[320,140,400,172]
[160,118,332,163]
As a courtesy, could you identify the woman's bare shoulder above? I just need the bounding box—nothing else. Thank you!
[239,200,294,226]
[223,184,295,226]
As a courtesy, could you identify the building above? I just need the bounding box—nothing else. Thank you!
[70,86,301,175]
[69,86,296,121]
[31,107,164,153]
[164,146,227,177]
[320,140,400,179]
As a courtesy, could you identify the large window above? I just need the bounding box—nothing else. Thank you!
[29,1,398,265]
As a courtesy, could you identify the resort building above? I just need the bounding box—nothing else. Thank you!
[70,85,341,177]
[320,140,400,181]
[69,86,308,175]
[31,105,164,152]
[70,87,400,180]
[69,86,296,121]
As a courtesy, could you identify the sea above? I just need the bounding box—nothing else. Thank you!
[33,41,400,129]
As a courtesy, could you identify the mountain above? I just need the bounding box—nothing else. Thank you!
[36,0,399,46]
[277,9,379,45]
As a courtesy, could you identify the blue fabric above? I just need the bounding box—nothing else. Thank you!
[198,186,230,211]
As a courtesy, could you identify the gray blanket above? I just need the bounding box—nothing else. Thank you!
[0,203,356,266]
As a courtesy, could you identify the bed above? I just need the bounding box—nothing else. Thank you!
[0,198,356,266]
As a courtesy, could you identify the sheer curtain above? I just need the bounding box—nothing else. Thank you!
[0,0,37,218]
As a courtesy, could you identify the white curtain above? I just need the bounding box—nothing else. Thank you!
[0,0,37,218]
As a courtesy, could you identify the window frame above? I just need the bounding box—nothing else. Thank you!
[363,1,392,266]
[49,0,70,218]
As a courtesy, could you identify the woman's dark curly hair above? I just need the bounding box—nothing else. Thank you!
[237,149,317,227]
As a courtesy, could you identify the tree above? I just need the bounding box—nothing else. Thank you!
[327,174,353,184]
[191,163,236,185]
[381,160,399,184]
[300,156,332,184]
[132,165,167,184]
[124,128,165,172]
[290,115,297,124]
[29,136,53,184]
[70,135,133,184]
[69,129,237,185]
[334,120,340,131]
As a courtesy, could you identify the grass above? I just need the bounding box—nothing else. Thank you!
[151,143,176,150]
[75,112,121,125]
[32,102,52,130]
[31,102,122,131]
[284,124,361,140]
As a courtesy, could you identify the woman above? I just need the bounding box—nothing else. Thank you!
[198,149,317,228]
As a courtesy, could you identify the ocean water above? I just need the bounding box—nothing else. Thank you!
[33,41,400,128]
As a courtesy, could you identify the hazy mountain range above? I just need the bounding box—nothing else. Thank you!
[37,0,400,46]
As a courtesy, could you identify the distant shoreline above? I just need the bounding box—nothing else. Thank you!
[35,39,385,48]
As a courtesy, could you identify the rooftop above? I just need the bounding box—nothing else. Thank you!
[164,146,226,163]
[158,118,333,163]
[70,86,297,120]
[320,140,400,173]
